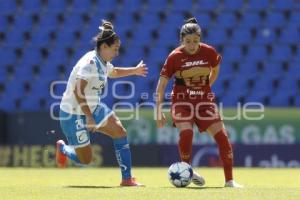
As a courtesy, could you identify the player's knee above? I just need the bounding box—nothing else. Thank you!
[115,126,127,138]
[79,154,92,164]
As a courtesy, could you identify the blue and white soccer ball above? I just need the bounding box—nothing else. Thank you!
[168,162,193,187]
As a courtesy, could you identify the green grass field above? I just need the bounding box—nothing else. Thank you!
[1,168,300,200]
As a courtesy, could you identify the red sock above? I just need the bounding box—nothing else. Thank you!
[214,130,233,182]
[178,129,193,164]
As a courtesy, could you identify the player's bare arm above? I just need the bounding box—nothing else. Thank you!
[108,60,148,78]
[73,78,96,132]
[209,65,220,86]
[155,76,168,128]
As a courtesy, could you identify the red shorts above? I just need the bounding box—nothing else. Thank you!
[171,101,222,132]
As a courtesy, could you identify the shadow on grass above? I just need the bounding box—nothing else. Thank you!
[163,186,224,190]
[65,185,119,189]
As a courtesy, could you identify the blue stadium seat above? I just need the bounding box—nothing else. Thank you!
[246,45,267,62]
[270,45,292,62]
[245,91,271,105]
[114,12,134,27]
[219,62,236,77]
[269,93,292,106]
[0,48,18,62]
[46,0,68,13]
[122,45,145,65]
[121,0,145,13]
[239,13,261,28]
[229,76,250,93]
[63,14,84,29]
[171,0,193,11]
[231,28,252,45]
[263,12,286,28]
[252,77,278,93]
[156,25,178,46]
[222,46,243,62]
[21,0,42,14]
[165,13,185,27]
[0,97,18,111]
[254,28,276,45]
[263,61,284,76]
[13,65,35,82]
[148,46,169,65]
[146,0,169,12]
[238,62,259,75]
[55,29,78,47]
[0,14,9,32]
[215,13,237,29]
[247,0,270,11]
[21,47,44,64]
[0,1,18,14]
[221,90,247,107]
[206,29,227,46]
[4,29,27,47]
[194,13,211,28]
[70,0,93,14]
[279,26,300,44]
[288,62,300,78]
[38,12,59,29]
[295,95,300,107]
[277,77,299,95]
[272,0,294,10]
[197,0,220,11]
[222,0,244,11]
[12,14,34,31]
[289,12,300,28]
[133,23,156,46]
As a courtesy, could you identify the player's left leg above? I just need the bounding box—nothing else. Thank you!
[96,113,143,186]
[206,121,243,188]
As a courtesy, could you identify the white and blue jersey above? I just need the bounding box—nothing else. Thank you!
[60,50,114,147]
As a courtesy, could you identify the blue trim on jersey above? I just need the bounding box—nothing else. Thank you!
[59,103,113,147]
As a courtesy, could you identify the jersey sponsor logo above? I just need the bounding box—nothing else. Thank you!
[182,60,209,67]
[76,130,89,143]
[187,89,205,96]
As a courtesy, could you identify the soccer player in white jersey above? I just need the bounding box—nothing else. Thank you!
[56,20,147,186]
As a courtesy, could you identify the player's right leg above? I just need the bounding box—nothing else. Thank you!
[94,104,143,186]
[57,109,92,167]
[172,104,205,187]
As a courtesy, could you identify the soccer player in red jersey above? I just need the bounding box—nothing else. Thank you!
[156,18,243,188]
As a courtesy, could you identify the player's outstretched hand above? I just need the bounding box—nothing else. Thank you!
[156,113,167,128]
[134,60,148,77]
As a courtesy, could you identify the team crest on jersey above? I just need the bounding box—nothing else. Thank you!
[89,60,95,64]
[182,60,209,67]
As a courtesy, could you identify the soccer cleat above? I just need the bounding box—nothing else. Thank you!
[224,180,244,188]
[120,177,144,187]
[192,171,205,186]
[56,140,67,168]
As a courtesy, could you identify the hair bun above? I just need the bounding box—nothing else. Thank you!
[184,17,198,25]
[101,20,114,31]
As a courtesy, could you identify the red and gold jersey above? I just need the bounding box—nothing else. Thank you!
[160,43,221,103]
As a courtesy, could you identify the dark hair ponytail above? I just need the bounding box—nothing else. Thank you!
[95,20,120,50]
[180,17,201,41]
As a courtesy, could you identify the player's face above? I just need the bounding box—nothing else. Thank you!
[102,40,121,62]
[182,34,200,55]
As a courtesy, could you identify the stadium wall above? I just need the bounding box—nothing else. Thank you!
[0,109,299,167]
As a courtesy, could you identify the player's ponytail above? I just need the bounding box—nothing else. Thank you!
[180,17,201,42]
[95,20,120,50]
